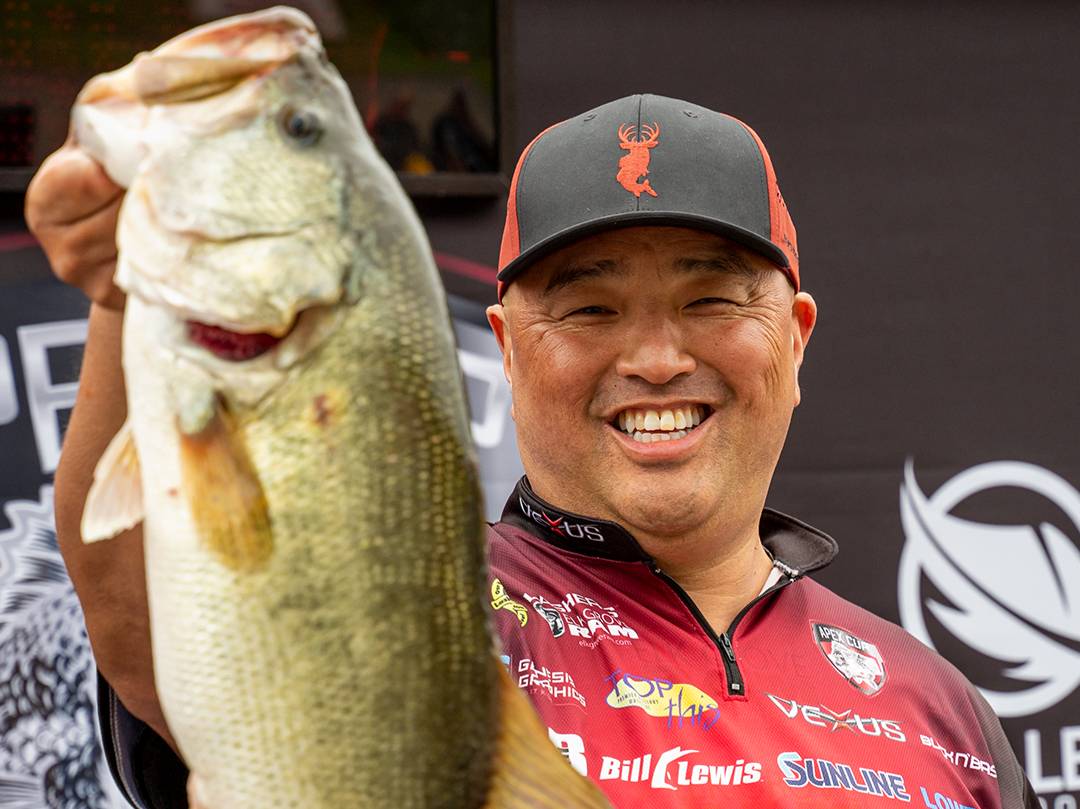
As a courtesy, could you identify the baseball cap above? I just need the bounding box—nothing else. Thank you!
[497,94,799,300]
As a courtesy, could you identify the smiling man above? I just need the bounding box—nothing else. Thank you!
[478,94,1038,809]
[489,226,805,636]
[26,94,1038,807]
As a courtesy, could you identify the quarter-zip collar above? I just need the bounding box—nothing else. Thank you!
[500,476,839,578]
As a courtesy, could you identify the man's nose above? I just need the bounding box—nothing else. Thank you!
[615,318,696,384]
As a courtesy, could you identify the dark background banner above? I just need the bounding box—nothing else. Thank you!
[1,2,1077,807]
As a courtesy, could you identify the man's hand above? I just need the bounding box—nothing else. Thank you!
[24,140,125,309]
[188,775,210,809]
[26,143,179,752]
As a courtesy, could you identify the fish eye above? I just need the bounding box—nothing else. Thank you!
[279,107,322,147]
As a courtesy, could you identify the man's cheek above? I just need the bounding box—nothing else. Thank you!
[737,324,791,396]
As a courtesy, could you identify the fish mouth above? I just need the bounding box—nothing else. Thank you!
[186,319,296,361]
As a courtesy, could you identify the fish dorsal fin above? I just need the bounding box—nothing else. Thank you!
[485,662,612,808]
[82,420,145,543]
[179,399,272,572]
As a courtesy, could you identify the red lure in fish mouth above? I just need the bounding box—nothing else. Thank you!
[186,321,283,361]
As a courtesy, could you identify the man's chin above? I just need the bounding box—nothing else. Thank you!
[601,482,716,539]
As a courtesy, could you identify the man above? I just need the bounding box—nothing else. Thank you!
[27,94,1037,807]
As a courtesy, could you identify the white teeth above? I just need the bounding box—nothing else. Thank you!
[618,406,707,439]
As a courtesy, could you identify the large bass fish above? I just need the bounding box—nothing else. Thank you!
[76,7,609,808]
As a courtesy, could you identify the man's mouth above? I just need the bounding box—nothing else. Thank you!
[186,321,286,361]
[611,404,711,443]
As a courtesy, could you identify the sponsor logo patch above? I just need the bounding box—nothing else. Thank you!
[604,670,720,732]
[518,497,605,542]
[489,578,528,627]
[599,747,761,790]
[527,597,566,638]
[523,591,639,647]
[919,734,996,778]
[767,694,905,742]
[812,623,887,696]
[517,658,586,709]
[548,729,588,777]
[777,751,911,801]
[917,787,976,809]
[615,122,660,198]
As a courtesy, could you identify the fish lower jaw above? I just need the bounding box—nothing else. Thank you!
[186,320,286,361]
[183,302,332,365]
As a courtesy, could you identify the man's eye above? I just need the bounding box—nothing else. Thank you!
[567,306,611,316]
[688,297,735,307]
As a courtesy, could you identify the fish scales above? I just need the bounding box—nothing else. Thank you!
[131,231,494,807]
[77,7,612,808]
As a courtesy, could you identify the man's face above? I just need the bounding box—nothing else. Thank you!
[487,226,816,542]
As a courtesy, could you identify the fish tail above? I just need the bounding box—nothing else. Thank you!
[483,662,612,808]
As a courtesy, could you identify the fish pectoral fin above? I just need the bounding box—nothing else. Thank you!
[484,663,612,809]
[81,420,145,542]
[179,399,272,572]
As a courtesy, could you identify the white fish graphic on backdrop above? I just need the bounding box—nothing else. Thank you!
[73,7,610,809]
[898,460,1080,717]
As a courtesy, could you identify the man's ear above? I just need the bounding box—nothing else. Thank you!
[791,291,817,406]
[485,303,513,386]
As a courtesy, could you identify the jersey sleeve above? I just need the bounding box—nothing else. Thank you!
[963,679,1039,809]
[97,673,190,809]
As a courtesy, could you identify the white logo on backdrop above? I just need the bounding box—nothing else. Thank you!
[458,347,511,450]
[0,487,126,808]
[898,461,1080,718]
[15,321,88,474]
[0,320,511,468]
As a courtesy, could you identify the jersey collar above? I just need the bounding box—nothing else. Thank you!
[499,476,838,577]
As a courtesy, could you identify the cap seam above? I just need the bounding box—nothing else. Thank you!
[722,113,770,241]
[634,94,643,212]
[515,119,568,251]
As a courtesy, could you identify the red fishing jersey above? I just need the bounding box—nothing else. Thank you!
[98,477,1038,809]
[488,478,1037,808]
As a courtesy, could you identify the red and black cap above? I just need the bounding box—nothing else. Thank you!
[497,94,799,300]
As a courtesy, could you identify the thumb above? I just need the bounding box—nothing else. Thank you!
[187,773,212,809]
[25,143,123,231]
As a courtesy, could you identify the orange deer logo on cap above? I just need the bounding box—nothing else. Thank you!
[616,122,660,198]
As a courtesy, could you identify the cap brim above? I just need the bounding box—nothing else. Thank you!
[497,211,792,287]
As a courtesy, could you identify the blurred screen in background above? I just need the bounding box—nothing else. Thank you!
[0,0,498,183]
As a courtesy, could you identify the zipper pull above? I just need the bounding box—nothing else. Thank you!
[719,632,736,662]
[719,632,745,695]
